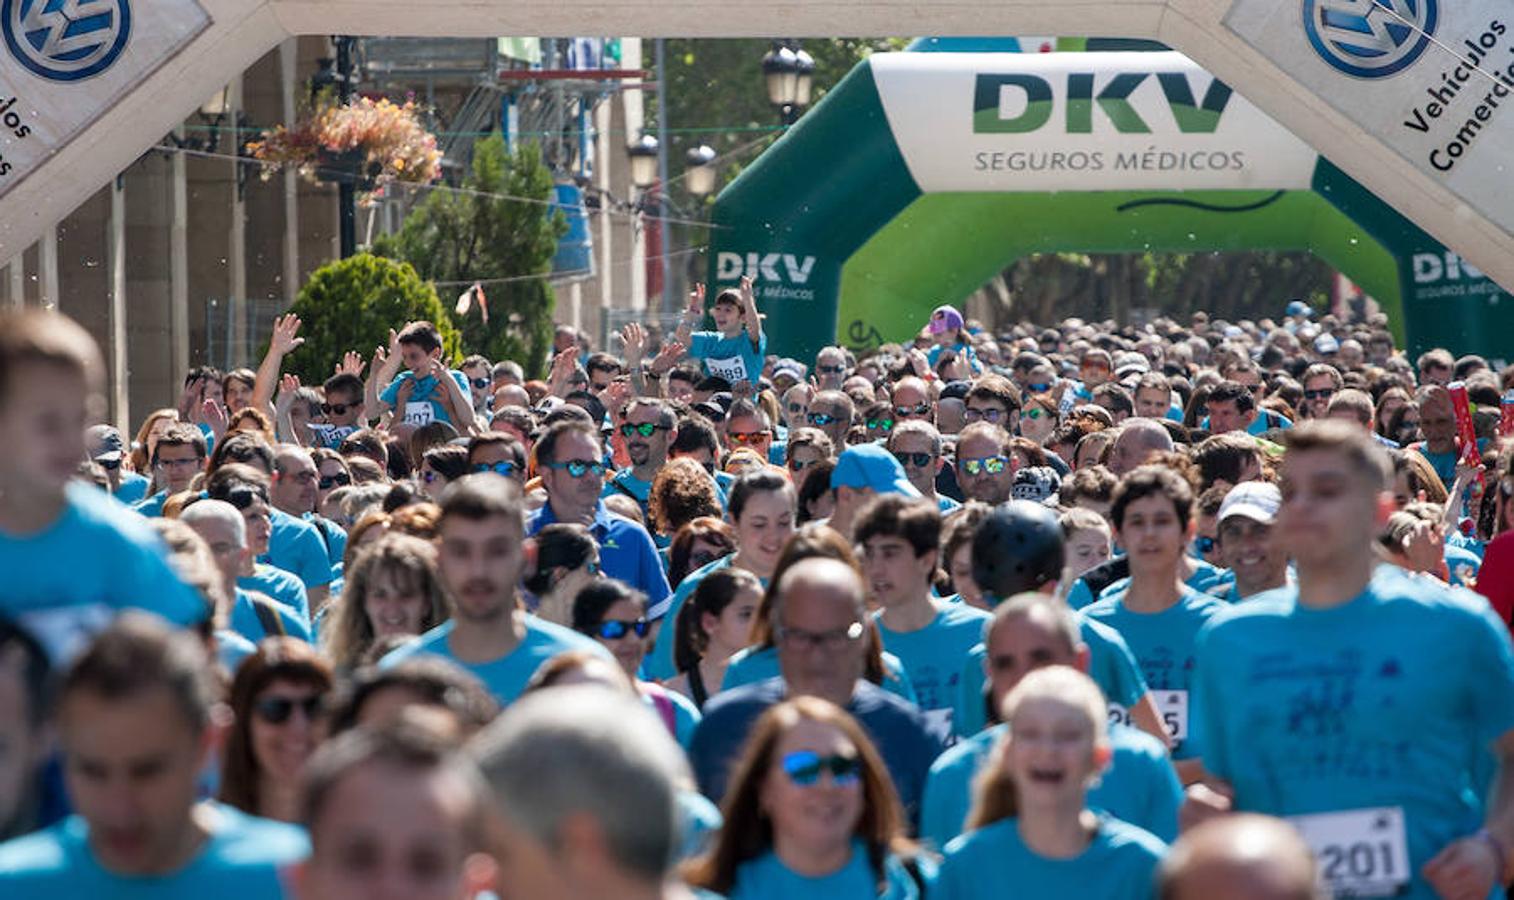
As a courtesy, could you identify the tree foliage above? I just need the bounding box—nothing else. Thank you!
[372,136,566,377]
[980,251,1334,327]
[281,253,461,385]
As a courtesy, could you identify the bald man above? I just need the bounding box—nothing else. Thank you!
[1109,419,1175,476]
[1158,814,1321,900]
[688,556,944,821]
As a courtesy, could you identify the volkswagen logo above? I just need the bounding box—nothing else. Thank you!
[1303,0,1436,79]
[2,0,131,82]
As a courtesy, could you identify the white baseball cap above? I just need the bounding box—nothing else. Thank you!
[1218,481,1281,526]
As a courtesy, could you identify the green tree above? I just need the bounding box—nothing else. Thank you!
[280,253,461,385]
[373,136,566,377]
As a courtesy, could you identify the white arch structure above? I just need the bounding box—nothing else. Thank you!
[2,0,1511,292]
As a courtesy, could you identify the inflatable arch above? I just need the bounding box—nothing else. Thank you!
[707,50,1512,363]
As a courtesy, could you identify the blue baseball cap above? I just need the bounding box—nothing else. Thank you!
[831,443,921,497]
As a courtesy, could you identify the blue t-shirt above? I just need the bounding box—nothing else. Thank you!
[304,513,347,573]
[1077,559,1232,610]
[112,471,150,505]
[645,556,738,681]
[953,617,1149,740]
[875,602,992,731]
[238,564,310,624]
[1193,567,1514,900]
[645,684,703,749]
[0,483,206,662]
[527,500,671,619]
[728,841,928,900]
[927,342,982,375]
[603,469,654,519]
[1445,544,1482,588]
[920,723,1180,852]
[0,803,307,898]
[131,490,169,518]
[379,369,472,427]
[227,589,312,644]
[934,816,1166,900]
[216,629,257,675]
[688,330,766,385]
[380,616,610,707]
[935,494,961,515]
[722,645,920,706]
[1082,587,1225,759]
[690,678,945,823]
[260,509,333,592]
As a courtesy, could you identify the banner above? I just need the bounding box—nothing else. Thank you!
[871,52,1319,193]
[1225,0,1514,236]
[0,0,210,199]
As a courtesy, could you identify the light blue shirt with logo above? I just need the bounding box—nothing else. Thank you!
[875,602,993,732]
[380,616,610,707]
[0,802,307,899]
[689,330,766,386]
[728,840,929,900]
[935,816,1165,900]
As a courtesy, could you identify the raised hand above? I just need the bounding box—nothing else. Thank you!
[202,398,228,441]
[687,283,706,318]
[650,338,685,375]
[275,373,301,412]
[603,380,633,421]
[269,313,304,356]
[336,351,364,377]
[620,322,646,365]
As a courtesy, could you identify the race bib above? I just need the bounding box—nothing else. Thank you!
[19,604,116,663]
[1108,702,1131,728]
[1156,689,1188,741]
[1289,807,1409,898]
[404,401,436,427]
[705,355,748,383]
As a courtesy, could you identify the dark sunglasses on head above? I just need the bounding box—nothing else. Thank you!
[893,451,934,468]
[320,402,354,416]
[1195,536,1217,555]
[318,472,352,490]
[470,377,491,389]
[545,459,606,478]
[254,695,324,725]
[596,619,650,640]
[621,422,671,438]
[472,461,517,477]
[782,749,861,787]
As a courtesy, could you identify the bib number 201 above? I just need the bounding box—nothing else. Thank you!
[1289,807,1409,898]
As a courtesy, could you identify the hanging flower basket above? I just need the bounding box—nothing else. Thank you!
[247,96,442,202]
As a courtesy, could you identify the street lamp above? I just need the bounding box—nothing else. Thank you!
[793,48,815,108]
[627,134,661,190]
[684,144,718,199]
[762,41,815,125]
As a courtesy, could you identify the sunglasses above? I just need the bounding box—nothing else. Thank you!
[470,377,491,389]
[621,422,671,438]
[223,486,267,510]
[1195,536,1217,555]
[254,694,324,725]
[97,457,121,471]
[596,619,650,640]
[960,455,1009,476]
[318,472,352,490]
[1024,408,1049,421]
[807,412,841,427]
[781,750,861,787]
[865,418,894,432]
[893,451,934,468]
[816,365,846,375]
[963,407,1006,423]
[473,461,518,477]
[422,470,444,484]
[1303,389,1335,401]
[729,431,770,445]
[156,456,201,470]
[789,457,815,472]
[1026,382,1052,394]
[320,402,355,416]
[544,459,606,478]
[894,403,930,418]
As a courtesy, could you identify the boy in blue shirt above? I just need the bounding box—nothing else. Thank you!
[677,277,765,389]
[0,615,307,896]
[857,494,990,734]
[373,321,474,430]
[382,475,608,706]
[1190,422,1514,900]
[0,310,205,661]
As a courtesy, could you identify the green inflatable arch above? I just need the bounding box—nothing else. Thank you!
[708,50,1512,364]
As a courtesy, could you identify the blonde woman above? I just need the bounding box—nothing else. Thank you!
[323,533,450,670]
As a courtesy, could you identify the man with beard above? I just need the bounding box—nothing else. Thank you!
[604,399,677,522]
[381,476,607,707]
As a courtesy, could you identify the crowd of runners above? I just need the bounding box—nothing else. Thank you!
[2,279,1514,899]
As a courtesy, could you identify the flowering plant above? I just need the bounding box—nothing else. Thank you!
[247,97,442,195]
